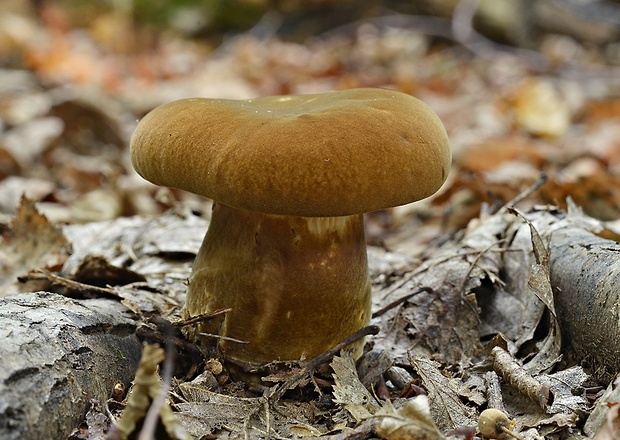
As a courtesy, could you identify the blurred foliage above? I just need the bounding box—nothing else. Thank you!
[130,0,268,35]
[37,0,269,36]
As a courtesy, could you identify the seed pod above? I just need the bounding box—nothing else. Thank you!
[478,408,522,440]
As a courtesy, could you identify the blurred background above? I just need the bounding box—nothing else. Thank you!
[1,0,620,254]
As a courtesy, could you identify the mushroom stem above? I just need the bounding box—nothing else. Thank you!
[185,203,372,366]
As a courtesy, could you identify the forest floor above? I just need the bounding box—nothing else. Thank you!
[1,1,620,439]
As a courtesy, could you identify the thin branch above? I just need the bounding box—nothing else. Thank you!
[372,287,433,318]
[268,325,380,403]
[28,269,120,298]
[177,308,232,326]
[496,173,549,215]
[199,332,249,344]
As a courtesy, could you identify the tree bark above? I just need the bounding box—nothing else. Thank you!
[549,226,620,376]
[0,291,142,440]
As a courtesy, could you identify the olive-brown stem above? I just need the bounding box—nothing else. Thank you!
[184,203,372,366]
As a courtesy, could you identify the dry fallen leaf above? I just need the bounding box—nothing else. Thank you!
[174,384,262,437]
[408,355,477,430]
[506,207,562,376]
[331,352,381,422]
[585,376,620,437]
[0,195,71,296]
[371,210,508,365]
[375,396,448,440]
[113,344,191,440]
[509,78,571,139]
[593,403,620,440]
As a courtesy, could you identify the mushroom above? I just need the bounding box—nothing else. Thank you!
[130,88,451,369]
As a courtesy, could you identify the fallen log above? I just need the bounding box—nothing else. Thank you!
[549,224,620,377]
[0,291,142,440]
[497,204,620,379]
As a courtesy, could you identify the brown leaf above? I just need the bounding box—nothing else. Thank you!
[509,78,571,138]
[409,356,477,430]
[500,208,562,374]
[0,146,20,179]
[459,137,546,175]
[331,353,381,422]
[594,404,620,440]
[376,397,448,440]
[113,344,191,440]
[0,195,71,296]
[585,98,620,123]
[72,255,145,288]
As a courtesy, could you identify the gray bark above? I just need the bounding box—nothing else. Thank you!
[549,226,620,376]
[0,291,142,440]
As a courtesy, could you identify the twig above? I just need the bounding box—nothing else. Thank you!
[495,173,549,215]
[199,332,249,344]
[452,0,481,45]
[28,269,120,298]
[319,418,377,440]
[485,371,506,412]
[268,325,380,403]
[135,325,202,356]
[490,346,552,410]
[177,308,232,326]
[264,397,272,440]
[372,287,433,318]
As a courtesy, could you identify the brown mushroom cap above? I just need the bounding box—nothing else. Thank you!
[130,88,451,217]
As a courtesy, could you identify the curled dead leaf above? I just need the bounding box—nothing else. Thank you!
[113,344,190,440]
[0,195,71,296]
[490,346,551,410]
[376,396,447,440]
[593,403,620,440]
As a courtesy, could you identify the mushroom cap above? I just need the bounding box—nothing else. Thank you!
[130,88,451,217]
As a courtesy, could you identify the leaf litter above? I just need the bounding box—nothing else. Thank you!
[0,195,71,296]
[15,192,600,438]
[2,185,611,438]
[3,2,620,438]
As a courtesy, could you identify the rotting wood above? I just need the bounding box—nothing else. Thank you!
[0,291,142,440]
[490,346,551,410]
[484,371,506,413]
